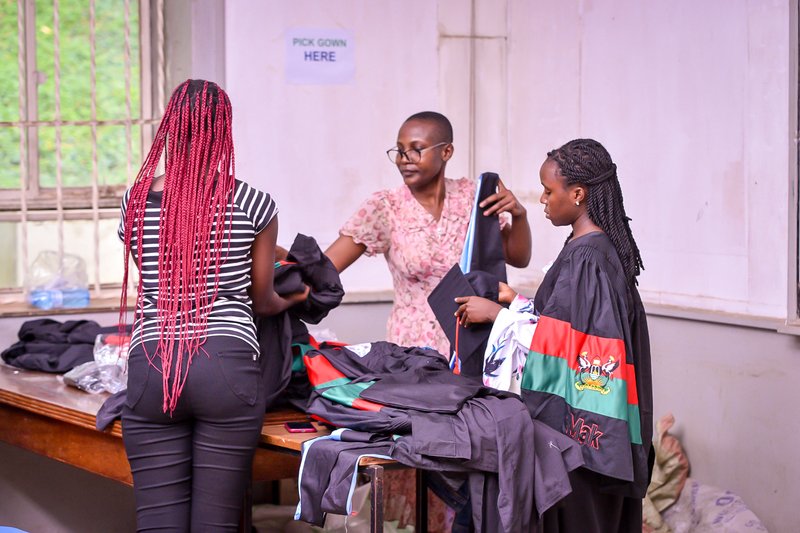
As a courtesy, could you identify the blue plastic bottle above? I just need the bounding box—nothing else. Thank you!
[28,289,61,310]
[62,288,90,308]
[28,288,90,310]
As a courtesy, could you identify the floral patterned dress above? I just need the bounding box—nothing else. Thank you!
[340,177,476,357]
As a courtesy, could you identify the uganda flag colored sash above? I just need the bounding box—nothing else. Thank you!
[304,349,384,412]
[522,314,641,484]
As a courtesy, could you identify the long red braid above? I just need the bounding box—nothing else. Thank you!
[119,80,236,413]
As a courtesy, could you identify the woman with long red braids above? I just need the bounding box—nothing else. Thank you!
[118,79,305,531]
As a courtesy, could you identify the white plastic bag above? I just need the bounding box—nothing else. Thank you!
[25,251,90,310]
[63,361,127,394]
[94,332,131,371]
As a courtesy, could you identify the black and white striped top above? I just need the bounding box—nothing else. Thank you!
[117,179,277,353]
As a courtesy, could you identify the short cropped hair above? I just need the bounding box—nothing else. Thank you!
[404,111,453,143]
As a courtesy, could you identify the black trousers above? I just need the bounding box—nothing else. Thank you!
[122,336,267,532]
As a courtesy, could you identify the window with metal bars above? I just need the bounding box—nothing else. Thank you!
[0,0,164,299]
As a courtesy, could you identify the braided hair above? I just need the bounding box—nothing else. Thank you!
[119,79,235,413]
[547,138,644,283]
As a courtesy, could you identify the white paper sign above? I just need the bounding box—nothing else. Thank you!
[285,28,355,84]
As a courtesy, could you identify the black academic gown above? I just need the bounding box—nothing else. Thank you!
[524,231,653,532]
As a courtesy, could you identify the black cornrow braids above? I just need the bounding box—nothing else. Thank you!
[547,138,644,283]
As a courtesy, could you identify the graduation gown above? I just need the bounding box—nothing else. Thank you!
[518,231,653,531]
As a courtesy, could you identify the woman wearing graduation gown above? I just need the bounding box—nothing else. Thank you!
[455,138,653,532]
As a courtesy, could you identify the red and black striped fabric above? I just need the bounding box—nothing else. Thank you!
[303,341,487,433]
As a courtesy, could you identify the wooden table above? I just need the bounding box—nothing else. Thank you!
[0,362,300,533]
[0,361,135,484]
[0,362,302,486]
[0,362,426,533]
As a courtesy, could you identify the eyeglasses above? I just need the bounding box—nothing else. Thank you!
[386,142,449,164]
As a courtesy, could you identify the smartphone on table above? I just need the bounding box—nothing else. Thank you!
[284,421,318,433]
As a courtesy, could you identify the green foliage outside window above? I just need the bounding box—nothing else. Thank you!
[0,0,141,191]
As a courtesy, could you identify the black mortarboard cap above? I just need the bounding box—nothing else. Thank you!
[427,264,497,377]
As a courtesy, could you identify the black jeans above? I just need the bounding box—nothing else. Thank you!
[122,336,267,532]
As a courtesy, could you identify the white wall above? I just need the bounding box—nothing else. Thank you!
[225,0,438,293]
[226,0,792,319]
[0,442,136,533]
[509,0,790,319]
[224,0,540,292]
[649,315,800,533]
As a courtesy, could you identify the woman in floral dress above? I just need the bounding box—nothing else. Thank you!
[324,111,532,531]
[327,111,531,355]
